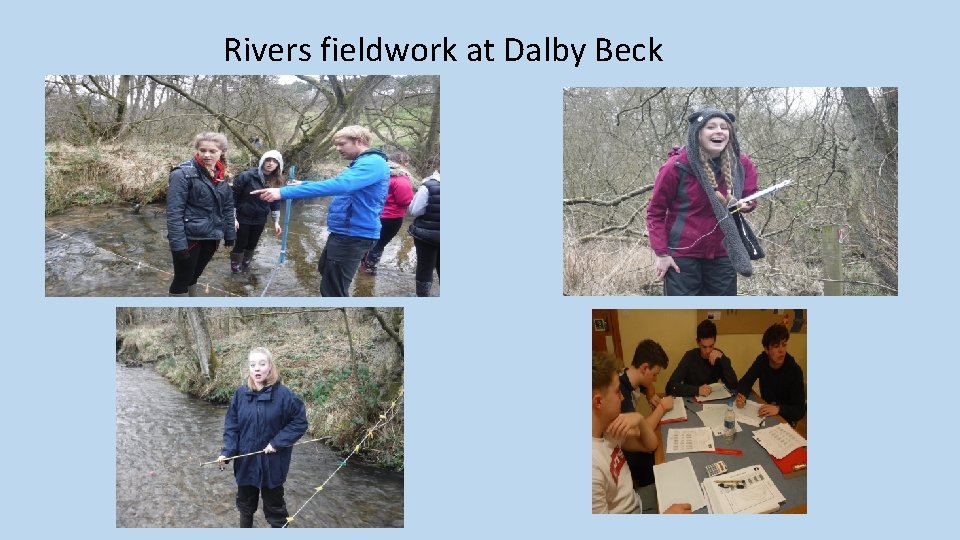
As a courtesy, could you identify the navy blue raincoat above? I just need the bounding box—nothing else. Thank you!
[221,383,308,489]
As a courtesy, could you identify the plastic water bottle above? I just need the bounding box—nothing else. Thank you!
[723,400,736,443]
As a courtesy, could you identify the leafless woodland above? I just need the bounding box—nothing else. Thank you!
[45,75,440,177]
[563,87,897,296]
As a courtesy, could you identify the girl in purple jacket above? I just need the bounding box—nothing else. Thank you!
[646,108,758,295]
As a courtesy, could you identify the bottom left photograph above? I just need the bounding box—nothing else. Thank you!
[115,307,404,528]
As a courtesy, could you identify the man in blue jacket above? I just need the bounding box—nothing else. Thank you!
[253,125,389,296]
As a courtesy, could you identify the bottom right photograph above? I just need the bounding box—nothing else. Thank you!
[591,308,807,514]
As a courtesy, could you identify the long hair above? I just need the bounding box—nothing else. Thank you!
[263,165,285,188]
[697,145,735,204]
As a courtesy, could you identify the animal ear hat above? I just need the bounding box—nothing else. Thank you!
[685,107,755,276]
[687,107,740,158]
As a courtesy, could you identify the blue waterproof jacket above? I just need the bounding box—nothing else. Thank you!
[221,383,308,489]
[166,159,236,252]
[279,150,389,239]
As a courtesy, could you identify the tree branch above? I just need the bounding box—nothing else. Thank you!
[563,184,653,206]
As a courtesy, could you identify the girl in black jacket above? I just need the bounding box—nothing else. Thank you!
[166,132,236,296]
[231,150,284,273]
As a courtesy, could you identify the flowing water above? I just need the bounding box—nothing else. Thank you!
[115,364,404,528]
[46,202,437,297]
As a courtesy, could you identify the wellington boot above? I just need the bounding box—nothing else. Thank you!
[230,252,243,274]
[168,291,189,297]
[187,284,198,297]
[240,514,254,528]
[242,250,255,273]
[416,280,432,297]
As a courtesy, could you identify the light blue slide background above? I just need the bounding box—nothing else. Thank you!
[7,0,958,534]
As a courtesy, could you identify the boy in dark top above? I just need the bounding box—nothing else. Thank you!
[735,323,806,425]
[666,319,738,397]
[619,339,674,489]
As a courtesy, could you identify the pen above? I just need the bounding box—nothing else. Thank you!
[714,479,746,488]
[712,448,743,455]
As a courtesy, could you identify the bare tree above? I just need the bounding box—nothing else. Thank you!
[181,307,215,378]
[563,87,898,296]
[840,87,898,290]
[45,75,440,177]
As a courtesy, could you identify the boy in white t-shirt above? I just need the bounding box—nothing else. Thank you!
[592,351,692,514]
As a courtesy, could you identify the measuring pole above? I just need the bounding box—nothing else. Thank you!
[279,165,294,264]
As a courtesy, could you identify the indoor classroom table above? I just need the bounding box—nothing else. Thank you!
[654,396,807,514]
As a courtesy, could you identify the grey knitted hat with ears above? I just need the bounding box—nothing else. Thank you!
[685,107,754,277]
[687,108,740,158]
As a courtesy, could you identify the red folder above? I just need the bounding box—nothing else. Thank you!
[770,445,807,475]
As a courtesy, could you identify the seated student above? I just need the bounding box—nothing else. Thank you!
[666,319,738,397]
[593,351,692,515]
[735,323,806,424]
[619,340,675,489]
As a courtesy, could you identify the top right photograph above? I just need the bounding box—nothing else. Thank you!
[563,87,898,296]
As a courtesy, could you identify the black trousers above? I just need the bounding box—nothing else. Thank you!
[413,238,440,282]
[236,484,289,528]
[364,217,405,265]
[317,233,375,297]
[663,256,736,296]
[169,240,219,294]
[233,222,266,253]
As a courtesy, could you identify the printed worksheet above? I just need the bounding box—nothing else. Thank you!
[701,464,786,514]
[752,422,807,459]
[665,426,715,453]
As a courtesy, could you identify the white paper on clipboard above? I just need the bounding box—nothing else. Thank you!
[728,179,793,208]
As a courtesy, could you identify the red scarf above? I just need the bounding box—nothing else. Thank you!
[194,153,226,183]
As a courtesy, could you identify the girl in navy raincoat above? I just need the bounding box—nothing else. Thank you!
[217,347,308,527]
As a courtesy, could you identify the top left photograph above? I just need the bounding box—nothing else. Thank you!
[45,75,441,298]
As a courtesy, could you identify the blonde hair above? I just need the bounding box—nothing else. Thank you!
[246,346,280,390]
[698,145,735,205]
[193,132,229,152]
[333,125,374,146]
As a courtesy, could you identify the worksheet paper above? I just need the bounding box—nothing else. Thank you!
[701,464,786,514]
[697,404,742,436]
[752,422,807,459]
[659,397,687,424]
[653,457,708,513]
[694,383,733,403]
[665,426,715,453]
[734,399,764,427]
